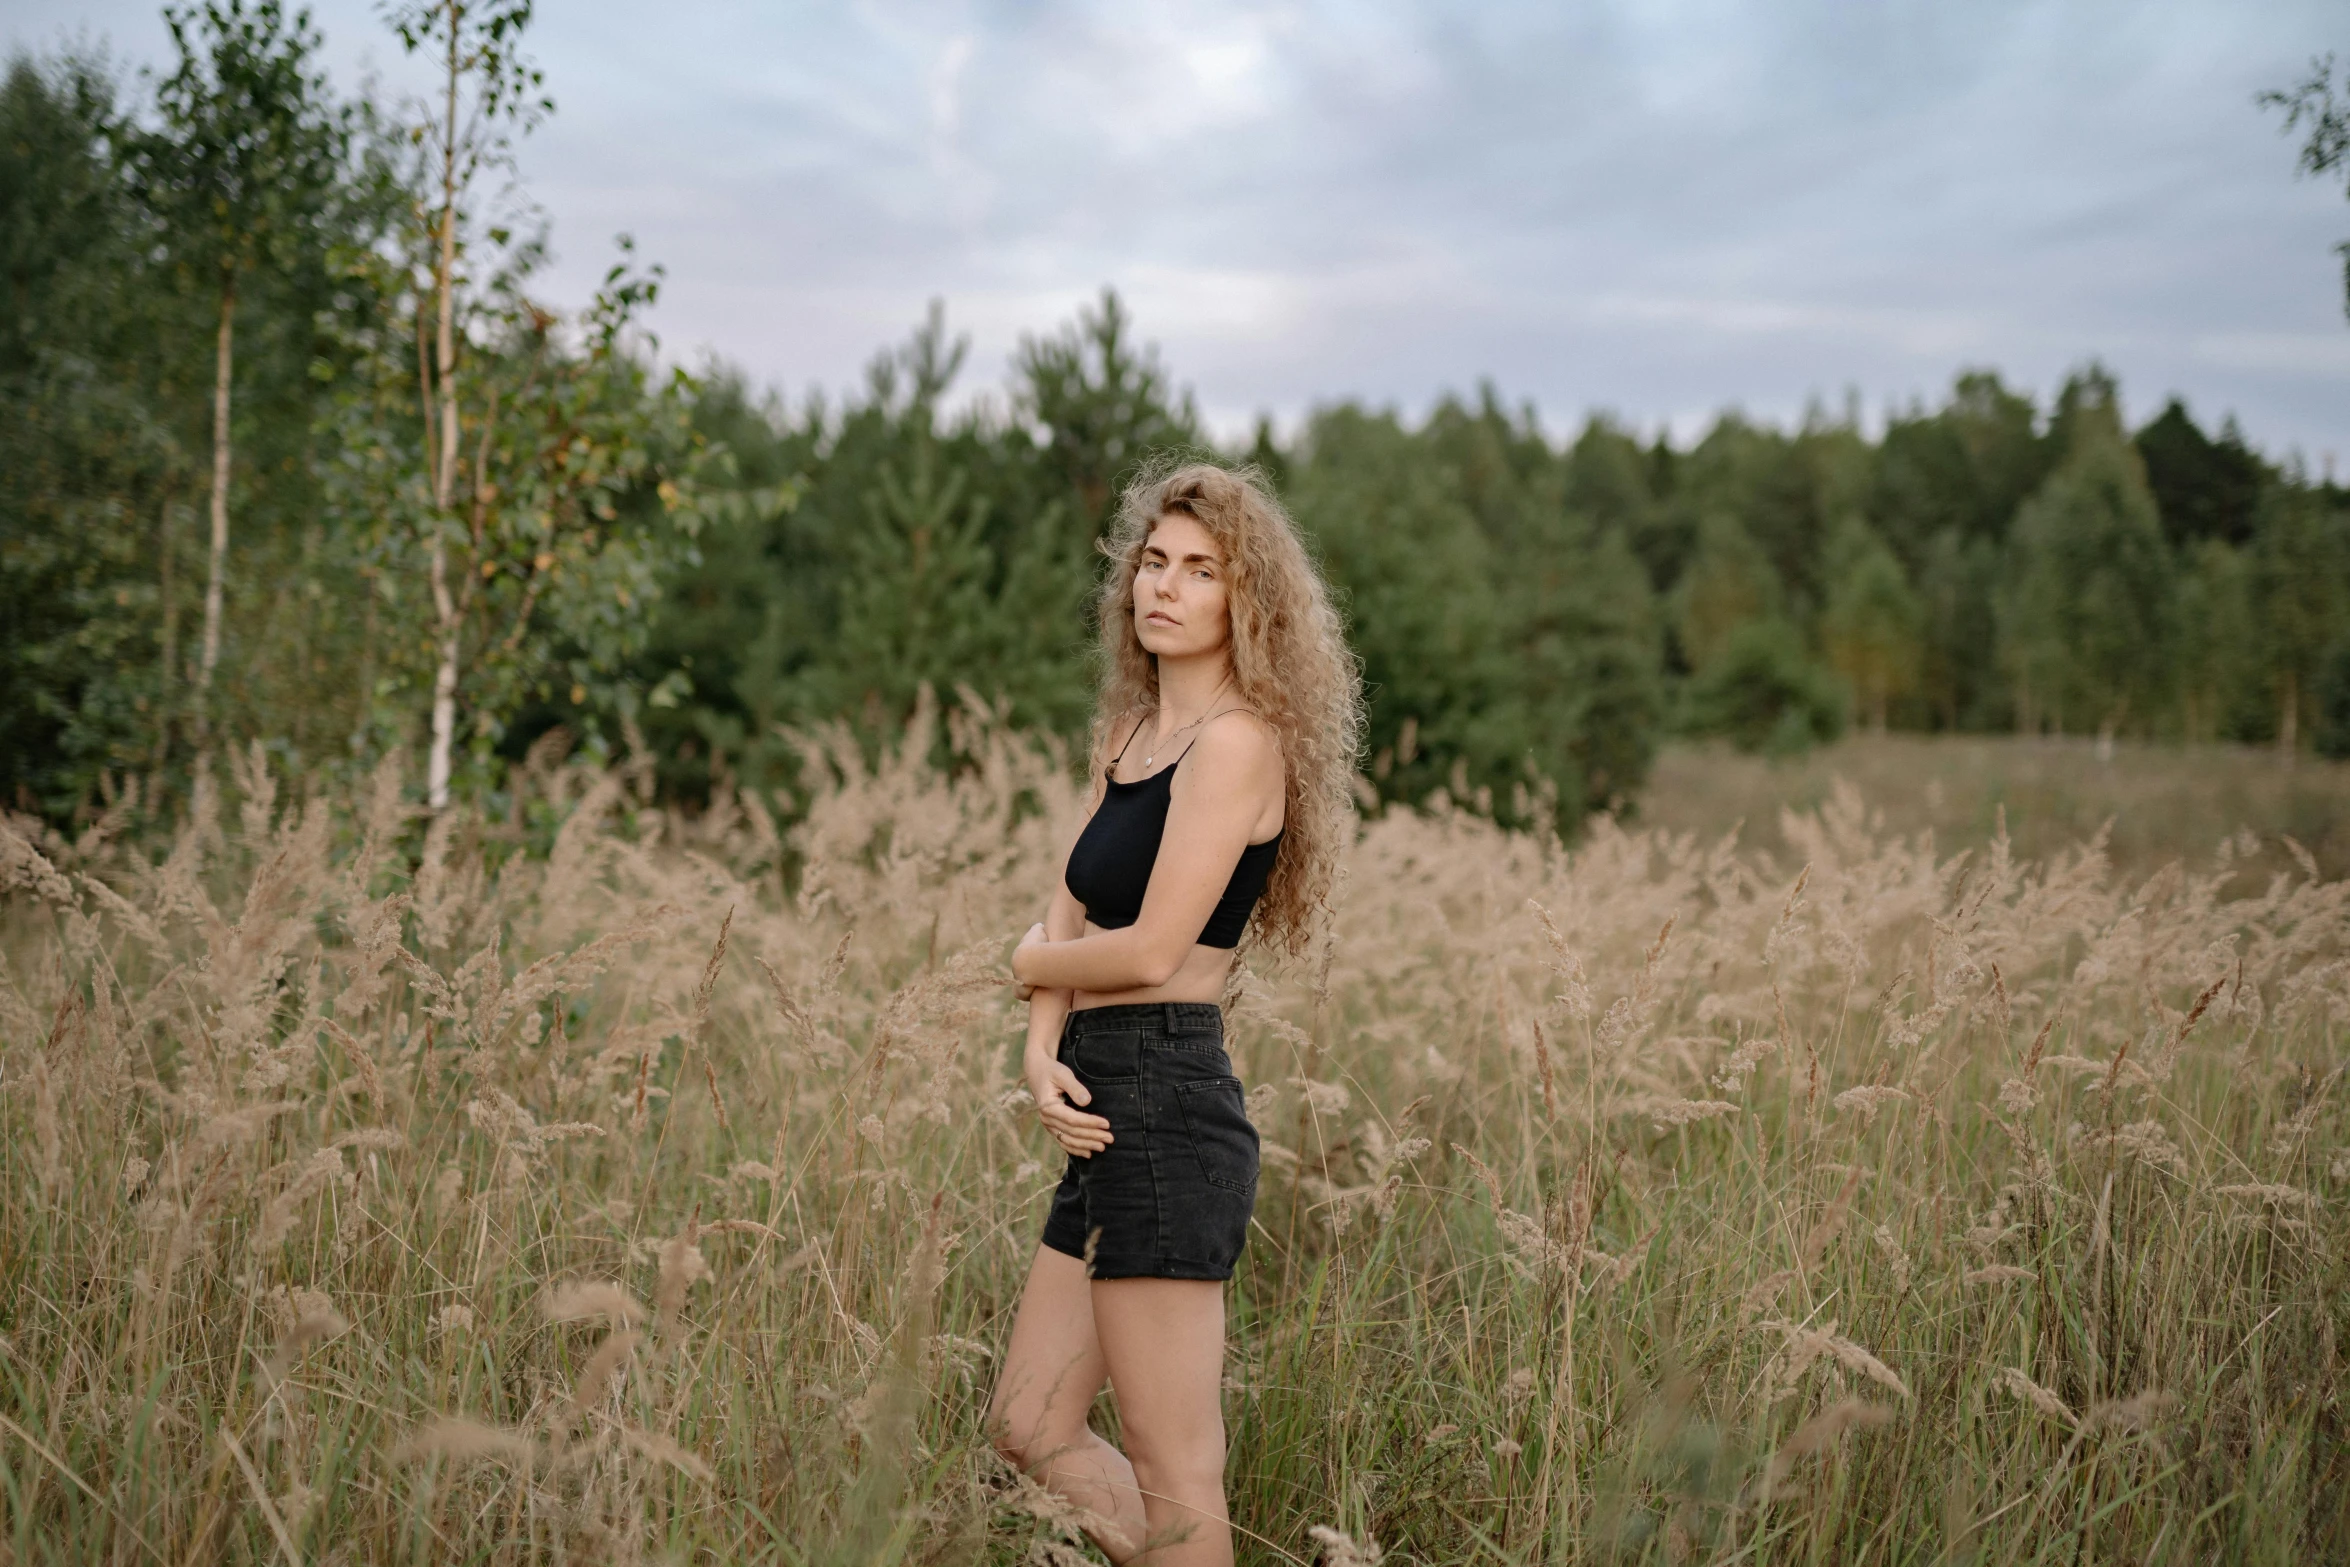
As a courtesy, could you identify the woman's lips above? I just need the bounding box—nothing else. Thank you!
[1145,611,1177,625]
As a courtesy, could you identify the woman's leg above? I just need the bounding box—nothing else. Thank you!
[1091,1277,1232,1566]
[988,1246,1148,1559]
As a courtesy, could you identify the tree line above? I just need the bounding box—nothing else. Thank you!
[8,6,2350,834]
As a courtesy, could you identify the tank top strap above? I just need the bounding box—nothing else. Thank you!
[1164,707,1265,773]
[1108,712,1147,769]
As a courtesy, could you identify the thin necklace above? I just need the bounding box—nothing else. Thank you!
[1140,678,1234,770]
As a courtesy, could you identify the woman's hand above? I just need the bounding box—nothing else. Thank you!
[1011,922,1047,1001]
[1026,1049,1113,1158]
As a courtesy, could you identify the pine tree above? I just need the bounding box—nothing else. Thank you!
[1915,528,2003,731]
[1997,376,2173,747]
[1014,287,1198,530]
[1287,406,1507,807]
[1871,371,2048,571]
[2135,398,2265,547]
[0,55,175,812]
[1820,516,1923,732]
[2248,482,2349,756]
[1674,512,1782,672]
[1682,618,1847,756]
[2172,539,2256,744]
[817,309,1092,733]
[1424,389,1664,816]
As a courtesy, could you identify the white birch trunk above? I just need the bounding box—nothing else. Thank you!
[425,15,464,810]
[426,539,459,807]
[196,276,235,743]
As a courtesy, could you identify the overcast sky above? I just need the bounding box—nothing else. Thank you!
[14,0,2348,462]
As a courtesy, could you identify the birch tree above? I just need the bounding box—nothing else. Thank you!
[383,0,547,806]
[2260,55,2350,318]
[135,1,350,750]
[322,0,702,807]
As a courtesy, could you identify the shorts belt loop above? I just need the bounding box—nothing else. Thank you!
[1163,1001,1178,1035]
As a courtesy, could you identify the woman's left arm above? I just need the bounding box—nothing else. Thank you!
[1011,718,1282,993]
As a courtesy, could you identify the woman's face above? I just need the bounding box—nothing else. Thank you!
[1132,513,1232,661]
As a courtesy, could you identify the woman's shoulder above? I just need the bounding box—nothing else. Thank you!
[1183,709,1283,774]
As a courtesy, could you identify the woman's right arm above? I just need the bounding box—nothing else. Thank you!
[1021,882,1103,1144]
[1018,731,1126,1158]
[1022,971,1107,1154]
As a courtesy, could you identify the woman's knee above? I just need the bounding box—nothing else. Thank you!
[986,1394,1039,1469]
[1122,1428,1227,1498]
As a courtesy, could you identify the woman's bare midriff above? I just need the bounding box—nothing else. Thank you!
[1068,922,1235,1010]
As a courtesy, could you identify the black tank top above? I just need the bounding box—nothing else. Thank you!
[1063,715,1283,950]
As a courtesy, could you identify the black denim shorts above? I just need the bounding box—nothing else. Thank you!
[1039,1001,1260,1281]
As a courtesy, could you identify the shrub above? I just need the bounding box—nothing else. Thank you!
[1681,616,1849,755]
[2315,636,2350,759]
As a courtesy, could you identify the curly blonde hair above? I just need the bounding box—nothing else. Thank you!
[1092,461,1363,959]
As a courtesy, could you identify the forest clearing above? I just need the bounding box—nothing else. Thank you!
[1645,733,2350,880]
[7,2,2350,1560]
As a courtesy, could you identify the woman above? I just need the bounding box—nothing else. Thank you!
[990,462,1360,1565]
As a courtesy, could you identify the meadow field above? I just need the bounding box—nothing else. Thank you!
[3,715,2347,1565]
[1645,734,2350,884]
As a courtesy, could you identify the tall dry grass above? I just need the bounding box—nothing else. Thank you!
[2,700,2346,1564]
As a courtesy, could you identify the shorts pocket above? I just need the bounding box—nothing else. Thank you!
[1175,1076,1259,1194]
[1166,1036,1236,1075]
